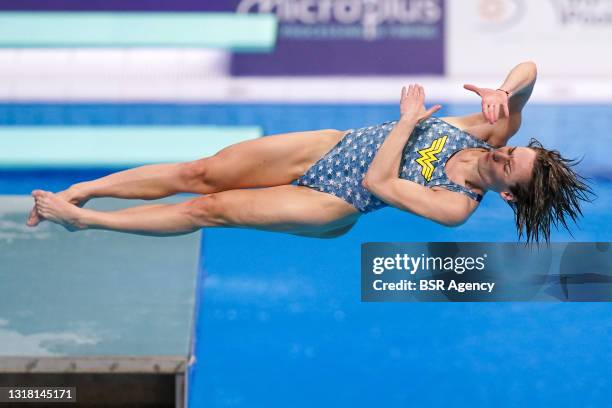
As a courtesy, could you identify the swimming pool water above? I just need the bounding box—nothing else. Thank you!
[1,103,611,407]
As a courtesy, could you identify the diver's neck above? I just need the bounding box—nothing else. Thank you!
[464,149,491,194]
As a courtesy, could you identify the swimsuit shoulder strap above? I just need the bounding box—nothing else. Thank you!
[443,183,484,202]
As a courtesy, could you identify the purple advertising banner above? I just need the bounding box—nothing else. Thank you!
[0,0,445,76]
[231,0,445,75]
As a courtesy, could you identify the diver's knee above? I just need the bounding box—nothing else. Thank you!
[178,157,217,192]
[184,194,227,227]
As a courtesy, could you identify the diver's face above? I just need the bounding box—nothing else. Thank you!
[478,146,537,200]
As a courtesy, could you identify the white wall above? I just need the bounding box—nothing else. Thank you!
[446,0,612,77]
[0,49,229,100]
[2,0,612,102]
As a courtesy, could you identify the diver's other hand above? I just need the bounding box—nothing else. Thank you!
[399,84,442,123]
[463,84,510,125]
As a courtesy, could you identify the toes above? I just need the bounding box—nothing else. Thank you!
[42,191,59,202]
[31,190,49,206]
[34,200,45,212]
[31,191,63,225]
[34,191,52,205]
[32,189,52,196]
[32,197,43,217]
[36,205,49,217]
[26,208,40,226]
[31,210,46,224]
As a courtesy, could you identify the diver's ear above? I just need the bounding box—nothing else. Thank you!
[500,191,515,203]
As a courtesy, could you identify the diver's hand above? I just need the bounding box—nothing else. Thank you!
[399,84,442,123]
[463,84,510,125]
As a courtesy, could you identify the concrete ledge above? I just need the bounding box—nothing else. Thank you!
[0,196,201,359]
[0,355,187,374]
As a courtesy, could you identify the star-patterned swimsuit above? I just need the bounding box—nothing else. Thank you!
[295,117,495,213]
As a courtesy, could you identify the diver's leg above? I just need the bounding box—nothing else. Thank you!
[69,128,344,198]
[32,185,360,238]
[27,129,345,226]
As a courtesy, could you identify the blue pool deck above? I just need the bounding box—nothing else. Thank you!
[0,103,611,407]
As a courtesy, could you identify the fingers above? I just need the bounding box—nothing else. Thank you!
[403,85,418,99]
[464,84,480,95]
[503,103,510,118]
[411,84,423,99]
[404,85,420,98]
[483,104,490,124]
[399,82,442,121]
[425,104,442,117]
[485,105,491,124]
[485,104,503,124]
[403,84,425,97]
[401,83,431,106]
[483,104,503,124]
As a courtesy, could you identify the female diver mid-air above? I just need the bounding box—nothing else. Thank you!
[26,61,592,242]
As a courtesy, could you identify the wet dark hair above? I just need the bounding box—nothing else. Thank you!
[507,138,595,243]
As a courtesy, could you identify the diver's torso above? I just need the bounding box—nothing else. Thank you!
[296,117,494,213]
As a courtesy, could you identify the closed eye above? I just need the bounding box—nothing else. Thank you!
[508,147,517,173]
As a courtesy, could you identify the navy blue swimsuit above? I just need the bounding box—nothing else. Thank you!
[296,117,495,213]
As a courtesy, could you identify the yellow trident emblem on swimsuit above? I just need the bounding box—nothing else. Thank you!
[415,136,447,181]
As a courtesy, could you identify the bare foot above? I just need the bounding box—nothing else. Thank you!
[27,188,88,227]
[32,190,86,231]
